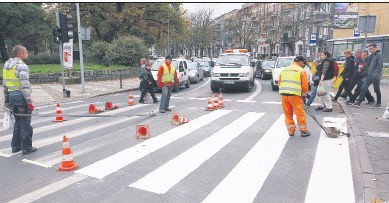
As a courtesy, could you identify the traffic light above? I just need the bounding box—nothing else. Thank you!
[59,13,73,43]
[52,27,62,44]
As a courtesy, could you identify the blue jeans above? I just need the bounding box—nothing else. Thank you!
[306,85,318,106]
[9,90,33,151]
[160,86,172,110]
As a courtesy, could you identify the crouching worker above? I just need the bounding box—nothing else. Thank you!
[278,56,311,137]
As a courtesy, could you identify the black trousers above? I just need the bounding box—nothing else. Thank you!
[350,78,374,103]
[139,82,157,102]
[334,79,353,101]
[358,76,381,104]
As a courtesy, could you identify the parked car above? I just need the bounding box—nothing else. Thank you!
[270,56,295,91]
[199,60,212,77]
[188,61,204,84]
[256,60,275,79]
[151,58,191,92]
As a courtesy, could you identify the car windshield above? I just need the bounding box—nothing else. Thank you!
[151,60,179,71]
[276,58,294,68]
[216,54,249,66]
[262,60,275,68]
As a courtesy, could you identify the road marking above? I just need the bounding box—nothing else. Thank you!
[76,110,232,179]
[244,80,262,101]
[304,117,355,203]
[202,115,288,203]
[366,131,389,138]
[21,159,51,168]
[0,104,149,144]
[130,112,264,194]
[7,174,87,203]
[174,77,211,97]
[236,100,256,103]
[262,101,282,104]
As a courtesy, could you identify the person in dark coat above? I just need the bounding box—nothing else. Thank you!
[333,49,354,102]
[139,58,158,104]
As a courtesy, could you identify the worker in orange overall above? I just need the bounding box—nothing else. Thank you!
[278,56,311,137]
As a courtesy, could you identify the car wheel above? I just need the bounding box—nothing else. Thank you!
[246,82,253,92]
[271,80,278,91]
[211,87,219,92]
[261,72,266,80]
[185,80,190,88]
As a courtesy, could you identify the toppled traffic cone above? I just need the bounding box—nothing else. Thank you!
[105,101,119,110]
[178,116,189,125]
[58,136,78,171]
[219,91,224,108]
[205,95,214,111]
[136,124,150,139]
[128,91,135,106]
[213,93,220,110]
[171,113,180,125]
[53,103,66,122]
[89,103,103,114]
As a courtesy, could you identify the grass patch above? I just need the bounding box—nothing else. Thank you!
[0,61,131,75]
[383,67,389,78]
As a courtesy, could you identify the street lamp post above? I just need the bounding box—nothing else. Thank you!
[362,8,368,50]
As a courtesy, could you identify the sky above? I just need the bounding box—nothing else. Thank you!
[181,3,243,19]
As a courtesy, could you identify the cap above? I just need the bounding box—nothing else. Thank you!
[165,55,172,60]
[294,56,306,63]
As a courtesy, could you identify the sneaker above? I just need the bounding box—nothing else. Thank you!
[159,109,165,113]
[301,131,311,137]
[353,101,361,108]
[366,101,375,105]
[371,103,381,109]
[139,100,145,104]
[323,108,333,112]
[22,147,37,155]
[153,100,159,103]
[315,106,324,111]
[345,100,353,105]
[12,148,21,153]
[165,108,172,111]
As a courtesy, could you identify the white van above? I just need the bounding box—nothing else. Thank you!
[151,58,191,91]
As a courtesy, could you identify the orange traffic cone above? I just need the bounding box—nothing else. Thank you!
[219,91,224,108]
[206,95,214,111]
[89,103,103,114]
[128,91,135,106]
[171,113,180,125]
[53,103,66,122]
[105,101,119,110]
[58,136,78,171]
[136,124,150,139]
[178,116,189,125]
[213,93,220,109]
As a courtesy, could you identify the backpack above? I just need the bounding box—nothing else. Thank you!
[333,61,339,77]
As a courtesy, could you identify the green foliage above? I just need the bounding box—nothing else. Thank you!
[27,54,60,64]
[86,41,110,66]
[106,35,149,66]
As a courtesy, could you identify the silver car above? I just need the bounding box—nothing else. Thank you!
[188,61,204,84]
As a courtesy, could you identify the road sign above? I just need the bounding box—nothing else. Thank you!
[63,39,73,69]
[353,27,360,37]
[309,33,317,46]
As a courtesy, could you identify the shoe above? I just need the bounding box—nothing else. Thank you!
[22,147,37,155]
[139,101,145,104]
[315,106,324,111]
[288,132,295,136]
[301,131,311,137]
[371,103,381,109]
[165,108,172,111]
[366,101,375,105]
[12,148,21,153]
[353,101,361,108]
[331,98,337,102]
[323,108,333,112]
[345,100,353,105]
[153,100,159,103]
[159,109,165,113]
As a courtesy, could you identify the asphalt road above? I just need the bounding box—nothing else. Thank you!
[0,77,364,203]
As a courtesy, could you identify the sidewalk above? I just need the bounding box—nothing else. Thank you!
[0,77,140,108]
[338,78,389,203]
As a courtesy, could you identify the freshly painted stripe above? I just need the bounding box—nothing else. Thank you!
[244,80,262,101]
[7,174,87,203]
[366,131,389,138]
[202,115,288,203]
[0,104,149,143]
[0,116,139,157]
[236,100,256,103]
[304,117,355,203]
[130,112,264,194]
[262,101,282,104]
[76,110,232,179]
[21,159,51,168]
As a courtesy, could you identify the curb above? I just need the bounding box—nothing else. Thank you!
[338,101,379,203]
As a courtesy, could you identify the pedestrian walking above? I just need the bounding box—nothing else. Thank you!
[278,56,311,137]
[157,55,178,113]
[2,45,37,155]
[353,43,383,108]
[333,49,354,102]
[139,58,158,104]
[316,51,335,112]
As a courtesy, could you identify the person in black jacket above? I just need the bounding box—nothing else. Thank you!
[139,58,158,104]
[333,49,354,102]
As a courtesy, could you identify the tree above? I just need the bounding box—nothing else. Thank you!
[0,3,48,62]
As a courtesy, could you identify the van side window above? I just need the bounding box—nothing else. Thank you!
[183,61,188,70]
[179,61,184,72]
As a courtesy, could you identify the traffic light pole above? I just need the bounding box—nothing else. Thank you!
[76,3,85,93]
[56,11,66,97]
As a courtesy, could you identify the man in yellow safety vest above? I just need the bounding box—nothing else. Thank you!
[157,55,178,113]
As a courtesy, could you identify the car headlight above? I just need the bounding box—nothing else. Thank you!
[264,69,271,72]
[212,72,220,77]
[239,72,249,77]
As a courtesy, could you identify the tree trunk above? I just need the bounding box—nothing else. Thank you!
[0,35,9,62]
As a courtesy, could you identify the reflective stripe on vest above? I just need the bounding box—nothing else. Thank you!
[2,65,21,92]
[279,64,303,96]
[161,63,175,83]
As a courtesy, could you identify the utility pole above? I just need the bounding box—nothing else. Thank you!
[76,3,85,93]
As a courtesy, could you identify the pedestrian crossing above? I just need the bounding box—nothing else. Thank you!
[0,101,357,203]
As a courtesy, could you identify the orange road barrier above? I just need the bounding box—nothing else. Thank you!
[58,135,78,171]
[136,124,150,139]
[206,95,214,111]
[219,91,224,108]
[89,103,103,114]
[213,93,220,110]
[171,113,180,125]
[53,103,66,122]
[105,101,119,110]
[128,91,135,106]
